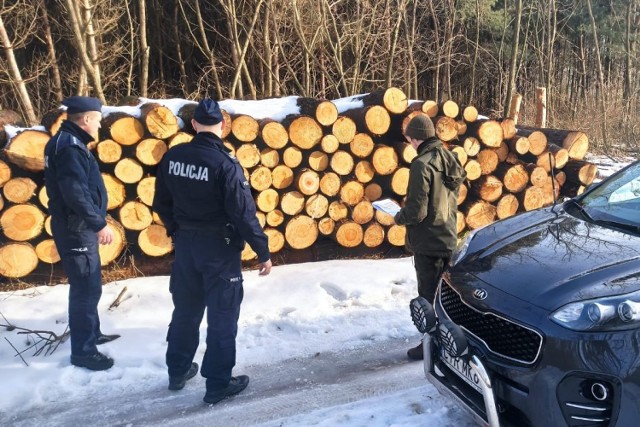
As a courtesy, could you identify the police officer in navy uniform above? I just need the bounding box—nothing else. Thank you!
[153,98,272,404]
[44,96,120,371]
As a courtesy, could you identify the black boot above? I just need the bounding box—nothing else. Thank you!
[168,362,199,391]
[70,351,114,371]
[203,375,250,404]
[97,334,121,345]
[407,342,424,360]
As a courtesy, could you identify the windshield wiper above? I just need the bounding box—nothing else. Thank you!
[564,198,594,222]
[591,219,640,236]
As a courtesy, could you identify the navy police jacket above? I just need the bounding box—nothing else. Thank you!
[153,132,270,263]
[44,121,108,233]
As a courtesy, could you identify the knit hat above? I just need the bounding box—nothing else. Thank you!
[62,96,102,114]
[193,99,223,125]
[404,115,435,140]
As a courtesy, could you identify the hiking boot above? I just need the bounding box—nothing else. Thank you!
[70,351,114,371]
[97,334,121,345]
[203,375,250,404]
[168,362,199,391]
[407,342,424,360]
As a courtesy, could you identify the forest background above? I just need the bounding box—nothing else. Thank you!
[0,0,638,155]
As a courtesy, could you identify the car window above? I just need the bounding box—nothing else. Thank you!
[581,162,640,226]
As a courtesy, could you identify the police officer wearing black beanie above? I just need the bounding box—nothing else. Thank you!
[153,98,272,404]
[44,96,120,371]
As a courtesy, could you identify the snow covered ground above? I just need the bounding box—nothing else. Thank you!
[0,257,475,427]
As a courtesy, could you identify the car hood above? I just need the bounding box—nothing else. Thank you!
[461,207,640,311]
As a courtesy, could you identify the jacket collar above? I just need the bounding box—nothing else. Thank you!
[193,131,229,152]
[60,120,94,145]
[416,137,442,155]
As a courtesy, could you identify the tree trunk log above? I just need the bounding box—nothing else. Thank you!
[319,172,341,197]
[102,173,126,210]
[305,194,329,219]
[0,242,39,278]
[350,133,375,158]
[4,129,50,172]
[136,138,168,166]
[363,222,385,247]
[362,87,408,114]
[281,191,305,216]
[371,145,398,175]
[308,151,329,172]
[137,223,172,257]
[330,150,355,176]
[97,139,123,164]
[390,167,410,196]
[119,201,153,231]
[137,176,155,206]
[102,112,145,146]
[470,175,503,202]
[340,180,365,206]
[496,193,519,219]
[335,221,363,248]
[284,215,318,249]
[250,166,273,191]
[288,115,323,149]
[463,200,496,230]
[467,120,504,148]
[1,204,45,241]
[114,158,144,184]
[35,239,60,264]
[140,103,179,139]
[494,163,529,193]
[260,119,289,149]
[564,159,598,186]
[332,116,357,144]
[3,177,37,204]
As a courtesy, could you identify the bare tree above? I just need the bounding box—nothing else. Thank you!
[504,0,522,117]
[0,4,37,124]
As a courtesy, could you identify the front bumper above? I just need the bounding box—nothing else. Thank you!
[423,334,500,427]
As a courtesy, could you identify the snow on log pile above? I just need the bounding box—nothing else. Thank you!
[0,88,598,281]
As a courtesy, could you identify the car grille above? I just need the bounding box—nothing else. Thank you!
[440,280,543,364]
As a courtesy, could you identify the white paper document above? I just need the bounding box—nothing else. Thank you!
[372,198,401,216]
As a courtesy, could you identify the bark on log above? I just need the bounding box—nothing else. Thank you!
[41,109,66,136]
[362,87,408,114]
[564,159,598,186]
[519,130,547,155]
[4,129,50,172]
[102,113,144,146]
[396,142,417,163]
[345,106,391,136]
[297,98,339,126]
[506,136,530,155]
[517,126,589,160]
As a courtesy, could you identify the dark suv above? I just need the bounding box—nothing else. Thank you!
[411,160,640,427]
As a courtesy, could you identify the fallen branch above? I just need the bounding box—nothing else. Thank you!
[109,285,129,310]
[4,337,28,366]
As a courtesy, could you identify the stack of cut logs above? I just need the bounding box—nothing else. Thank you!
[0,88,598,280]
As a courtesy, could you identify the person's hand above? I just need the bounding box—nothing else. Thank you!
[96,225,114,245]
[258,259,272,276]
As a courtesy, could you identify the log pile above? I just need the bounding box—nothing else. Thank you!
[0,88,599,281]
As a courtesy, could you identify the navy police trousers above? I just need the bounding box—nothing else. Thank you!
[51,218,103,357]
[166,229,244,391]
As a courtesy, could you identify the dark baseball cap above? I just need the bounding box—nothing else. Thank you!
[62,96,102,114]
[193,99,224,125]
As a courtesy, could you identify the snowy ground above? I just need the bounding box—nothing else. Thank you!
[0,257,475,427]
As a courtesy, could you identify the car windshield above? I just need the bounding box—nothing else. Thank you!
[579,161,640,230]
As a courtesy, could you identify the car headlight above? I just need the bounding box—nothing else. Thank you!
[551,289,640,331]
[450,229,478,267]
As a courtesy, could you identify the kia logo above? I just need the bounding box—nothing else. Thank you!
[473,288,488,300]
